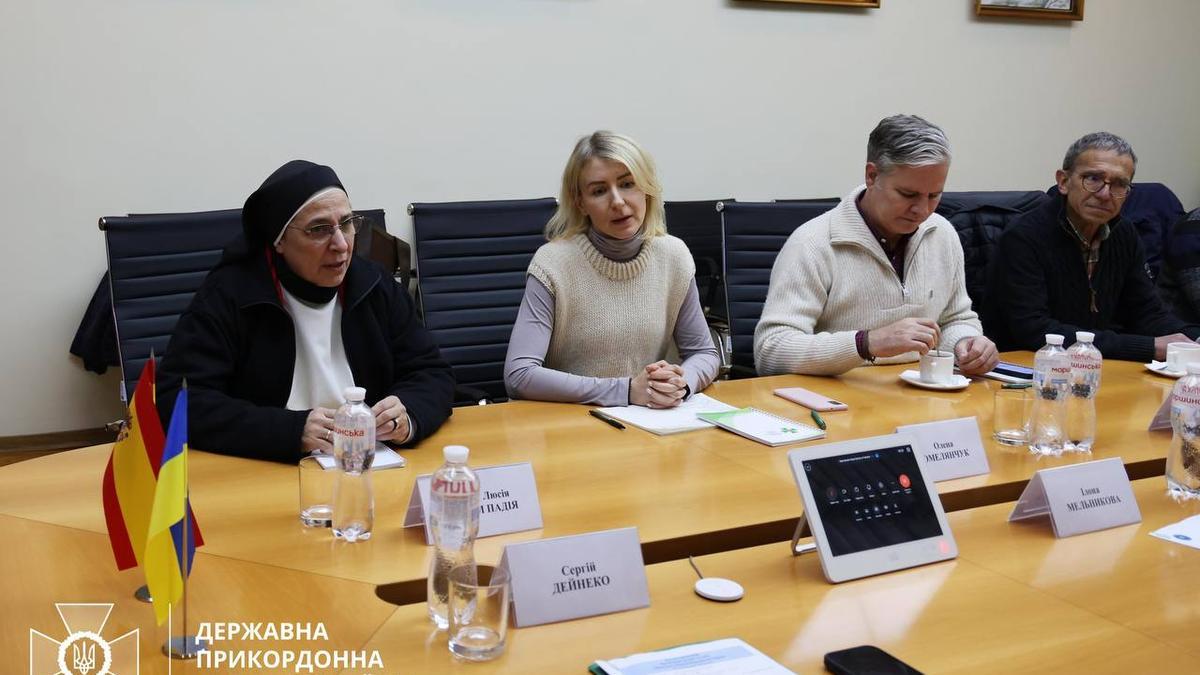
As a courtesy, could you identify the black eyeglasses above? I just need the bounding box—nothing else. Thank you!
[287,214,366,244]
[1079,173,1132,199]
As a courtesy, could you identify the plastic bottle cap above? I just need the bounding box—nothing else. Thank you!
[343,386,366,402]
[1075,331,1094,343]
[443,445,470,463]
[1045,334,1064,346]
[1188,363,1200,375]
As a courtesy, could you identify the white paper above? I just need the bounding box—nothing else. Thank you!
[313,444,406,470]
[1151,514,1200,550]
[896,417,990,482]
[594,637,794,675]
[1008,458,1142,538]
[403,462,543,542]
[499,527,649,627]
[595,394,737,435]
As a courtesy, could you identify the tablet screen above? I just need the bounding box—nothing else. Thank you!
[800,444,943,557]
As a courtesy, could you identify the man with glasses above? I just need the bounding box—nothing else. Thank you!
[985,132,1199,360]
[158,160,454,462]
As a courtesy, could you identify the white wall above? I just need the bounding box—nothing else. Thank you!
[1,0,1197,436]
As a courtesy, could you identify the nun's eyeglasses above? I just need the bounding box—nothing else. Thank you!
[288,215,366,244]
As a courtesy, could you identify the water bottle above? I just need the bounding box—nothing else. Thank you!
[1065,331,1102,453]
[1168,363,1200,500]
[1030,334,1069,455]
[427,445,480,629]
[332,386,375,542]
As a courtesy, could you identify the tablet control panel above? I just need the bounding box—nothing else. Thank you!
[801,444,943,557]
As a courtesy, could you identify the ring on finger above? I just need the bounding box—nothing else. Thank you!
[389,417,399,432]
[325,429,332,442]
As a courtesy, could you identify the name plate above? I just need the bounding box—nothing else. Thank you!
[1148,394,1171,432]
[1008,457,1142,538]
[403,462,543,543]
[498,527,650,627]
[895,416,990,482]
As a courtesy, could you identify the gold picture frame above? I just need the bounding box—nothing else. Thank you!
[976,0,1084,21]
[750,0,880,7]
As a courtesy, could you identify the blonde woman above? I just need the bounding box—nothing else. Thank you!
[504,131,720,407]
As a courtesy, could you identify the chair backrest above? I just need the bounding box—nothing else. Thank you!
[101,209,243,402]
[936,190,1047,316]
[354,209,410,286]
[410,197,556,402]
[664,199,731,320]
[1112,182,1185,280]
[720,199,838,375]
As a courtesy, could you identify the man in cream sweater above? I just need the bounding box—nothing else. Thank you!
[755,114,999,377]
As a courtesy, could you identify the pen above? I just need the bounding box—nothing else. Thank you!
[810,409,826,430]
[589,409,626,430]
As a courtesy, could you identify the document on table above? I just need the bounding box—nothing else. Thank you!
[590,637,794,675]
[1150,514,1200,550]
[313,445,406,470]
[594,394,738,435]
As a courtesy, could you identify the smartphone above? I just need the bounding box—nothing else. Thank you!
[824,645,922,675]
[990,361,1035,381]
[774,387,848,411]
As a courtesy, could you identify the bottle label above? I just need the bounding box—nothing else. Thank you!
[334,426,367,437]
[432,477,479,495]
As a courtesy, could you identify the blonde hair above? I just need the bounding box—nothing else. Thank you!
[545,130,666,241]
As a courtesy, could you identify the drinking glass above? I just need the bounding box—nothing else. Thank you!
[298,453,334,527]
[993,386,1032,446]
[448,564,509,661]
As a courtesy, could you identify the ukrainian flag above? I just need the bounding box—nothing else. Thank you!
[143,387,197,626]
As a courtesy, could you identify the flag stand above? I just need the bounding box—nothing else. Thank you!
[163,389,207,660]
[134,585,152,603]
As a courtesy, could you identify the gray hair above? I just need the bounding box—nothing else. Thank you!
[1062,131,1137,172]
[866,114,952,172]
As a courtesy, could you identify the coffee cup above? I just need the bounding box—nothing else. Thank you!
[1166,342,1200,373]
[919,350,954,384]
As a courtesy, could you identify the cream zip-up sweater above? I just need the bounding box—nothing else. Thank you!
[754,185,982,376]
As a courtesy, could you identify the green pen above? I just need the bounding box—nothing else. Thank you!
[810,409,827,430]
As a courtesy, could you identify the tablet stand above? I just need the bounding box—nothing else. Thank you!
[791,514,817,556]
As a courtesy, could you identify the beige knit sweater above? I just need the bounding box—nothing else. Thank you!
[754,185,982,376]
[528,233,695,378]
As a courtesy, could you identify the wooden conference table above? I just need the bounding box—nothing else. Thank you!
[1,354,1189,671]
[8,479,1198,673]
[0,355,1175,601]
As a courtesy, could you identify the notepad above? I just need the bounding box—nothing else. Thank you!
[590,637,794,674]
[594,393,737,435]
[697,407,825,446]
[313,445,407,470]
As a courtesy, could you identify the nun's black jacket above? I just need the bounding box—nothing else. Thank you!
[157,251,454,463]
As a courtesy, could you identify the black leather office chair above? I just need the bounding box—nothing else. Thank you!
[100,209,243,402]
[936,190,1047,317]
[720,200,838,377]
[409,198,556,405]
[664,199,731,321]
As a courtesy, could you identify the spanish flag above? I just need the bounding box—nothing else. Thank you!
[144,387,198,625]
[101,358,204,571]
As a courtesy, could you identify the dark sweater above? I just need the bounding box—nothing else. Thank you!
[984,194,1199,361]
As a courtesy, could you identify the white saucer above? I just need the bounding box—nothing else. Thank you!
[899,369,970,391]
[1146,361,1186,379]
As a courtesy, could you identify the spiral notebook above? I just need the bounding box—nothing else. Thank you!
[697,407,825,447]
